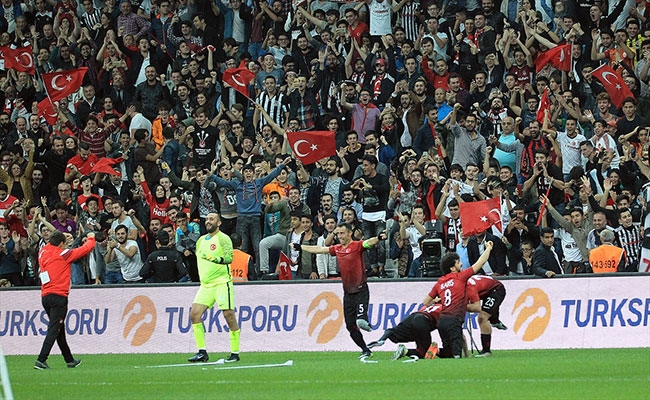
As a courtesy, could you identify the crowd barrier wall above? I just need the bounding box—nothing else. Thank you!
[0,276,648,355]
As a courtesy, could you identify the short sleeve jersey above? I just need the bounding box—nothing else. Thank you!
[429,267,475,320]
[417,303,442,325]
[195,231,234,287]
[466,275,502,304]
[329,240,367,294]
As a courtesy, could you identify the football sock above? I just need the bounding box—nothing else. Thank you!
[350,329,367,350]
[481,334,491,352]
[192,323,206,350]
[230,329,241,353]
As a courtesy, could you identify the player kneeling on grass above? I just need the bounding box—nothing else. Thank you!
[368,303,442,361]
[423,241,494,358]
[293,223,387,359]
[466,275,507,357]
[188,213,241,363]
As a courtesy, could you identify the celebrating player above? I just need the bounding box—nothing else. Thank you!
[293,223,387,359]
[423,241,494,358]
[368,303,442,361]
[187,213,241,363]
[466,275,508,357]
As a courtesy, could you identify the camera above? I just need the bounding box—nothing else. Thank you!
[420,237,444,278]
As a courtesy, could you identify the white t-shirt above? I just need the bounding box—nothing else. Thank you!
[556,131,586,175]
[114,239,142,281]
[368,0,392,36]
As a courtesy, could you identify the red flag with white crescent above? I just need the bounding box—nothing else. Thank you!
[591,64,635,109]
[286,130,337,165]
[222,61,255,99]
[534,43,572,73]
[37,97,59,125]
[41,67,88,102]
[0,45,36,74]
[536,88,551,124]
[459,197,502,236]
[277,252,293,280]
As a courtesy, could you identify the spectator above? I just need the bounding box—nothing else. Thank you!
[105,224,142,283]
[589,229,626,273]
[533,227,563,278]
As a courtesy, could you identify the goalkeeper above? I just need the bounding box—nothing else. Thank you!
[187,213,241,363]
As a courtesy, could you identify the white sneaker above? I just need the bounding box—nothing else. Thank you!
[392,344,407,361]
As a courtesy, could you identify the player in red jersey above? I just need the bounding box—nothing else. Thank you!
[368,303,442,361]
[466,275,507,357]
[34,231,96,370]
[424,241,494,358]
[294,222,387,360]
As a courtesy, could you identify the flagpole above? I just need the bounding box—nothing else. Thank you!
[35,69,56,108]
[536,186,552,226]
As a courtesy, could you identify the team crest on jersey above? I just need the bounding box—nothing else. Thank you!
[210,244,216,250]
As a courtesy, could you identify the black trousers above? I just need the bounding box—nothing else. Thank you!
[38,294,74,363]
[437,316,464,358]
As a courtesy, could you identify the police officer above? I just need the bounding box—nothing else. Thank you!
[139,230,187,282]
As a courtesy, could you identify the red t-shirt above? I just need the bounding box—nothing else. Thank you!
[39,238,96,298]
[5,215,27,238]
[349,22,369,44]
[508,64,533,87]
[0,195,18,220]
[329,240,367,294]
[466,275,502,304]
[66,154,98,177]
[429,267,475,320]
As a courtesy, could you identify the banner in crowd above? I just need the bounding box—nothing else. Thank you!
[0,276,648,355]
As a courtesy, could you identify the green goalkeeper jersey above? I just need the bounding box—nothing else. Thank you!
[195,231,234,287]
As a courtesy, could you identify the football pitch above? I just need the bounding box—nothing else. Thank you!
[4,348,650,399]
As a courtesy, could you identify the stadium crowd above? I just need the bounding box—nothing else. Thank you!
[0,0,648,287]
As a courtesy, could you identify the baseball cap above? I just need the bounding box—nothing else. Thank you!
[375,58,386,66]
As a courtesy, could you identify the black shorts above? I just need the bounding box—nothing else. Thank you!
[343,286,369,331]
[482,284,506,322]
[387,313,435,357]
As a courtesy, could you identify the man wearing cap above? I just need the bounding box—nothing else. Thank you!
[362,56,395,106]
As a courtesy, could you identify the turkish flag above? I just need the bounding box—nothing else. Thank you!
[222,61,255,99]
[459,197,502,236]
[534,43,572,73]
[277,252,293,280]
[286,130,336,165]
[591,64,635,109]
[41,67,88,102]
[536,88,551,124]
[37,97,59,125]
[90,157,123,176]
[1,45,35,74]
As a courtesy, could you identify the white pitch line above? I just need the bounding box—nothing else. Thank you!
[208,360,294,370]
[141,359,225,368]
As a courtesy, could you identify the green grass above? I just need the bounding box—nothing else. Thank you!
[4,349,650,399]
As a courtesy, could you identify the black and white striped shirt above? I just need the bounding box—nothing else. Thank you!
[614,225,642,269]
[397,1,420,42]
[255,91,288,132]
